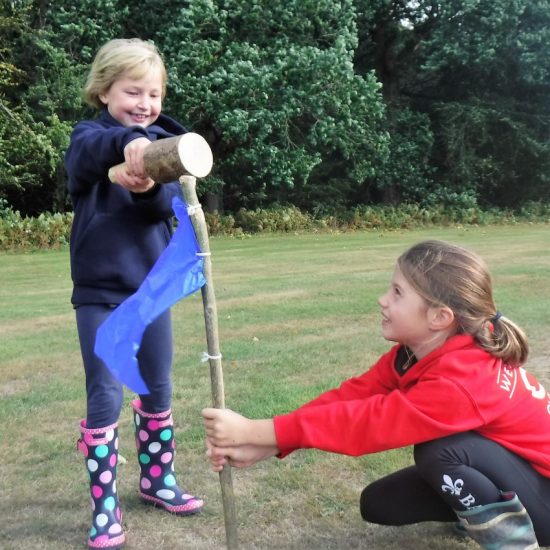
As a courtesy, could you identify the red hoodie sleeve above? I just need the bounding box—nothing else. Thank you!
[274,371,484,457]
[274,348,399,457]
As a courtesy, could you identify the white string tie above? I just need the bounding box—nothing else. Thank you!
[196,252,211,257]
[187,204,203,216]
[201,352,222,362]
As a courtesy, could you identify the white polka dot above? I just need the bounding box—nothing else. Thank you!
[99,471,112,484]
[108,523,122,535]
[87,459,98,472]
[112,480,117,494]
[96,513,108,527]
[148,442,161,454]
[135,414,140,426]
[156,489,176,500]
[141,477,152,490]
[105,429,114,441]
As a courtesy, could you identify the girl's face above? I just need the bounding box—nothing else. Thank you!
[99,67,163,128]
[378,265,446,359]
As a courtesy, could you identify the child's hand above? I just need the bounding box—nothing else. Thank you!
[205,440,279,472]
[202,408,250,447]
[123,137,151,178]
[111,167,156,193]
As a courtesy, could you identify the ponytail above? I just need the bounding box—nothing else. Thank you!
[474,314,529,367]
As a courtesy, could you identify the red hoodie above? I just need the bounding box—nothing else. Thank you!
[274,334,550,477]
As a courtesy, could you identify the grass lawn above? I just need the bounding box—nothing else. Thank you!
[1,224,549,549]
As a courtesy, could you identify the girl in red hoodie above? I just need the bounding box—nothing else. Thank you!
[203,239,549,549]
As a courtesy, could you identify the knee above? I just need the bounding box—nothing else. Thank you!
[414,438,455,477]
[413,440,435,474]
[87,382,123,427]
[360,481,390,524]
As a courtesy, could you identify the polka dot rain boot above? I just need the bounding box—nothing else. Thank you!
[132,399,204,515]
[77,420,125,549]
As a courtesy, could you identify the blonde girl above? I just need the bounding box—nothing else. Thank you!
[65,39,203,549]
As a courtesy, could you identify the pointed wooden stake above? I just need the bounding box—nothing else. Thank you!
[180,175,239,550]
[109,137,237,548]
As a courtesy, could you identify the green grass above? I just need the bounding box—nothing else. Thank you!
[1,225,549,549]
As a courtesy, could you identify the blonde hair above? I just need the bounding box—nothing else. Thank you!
[397,240,528,366]
[84,38,167,109]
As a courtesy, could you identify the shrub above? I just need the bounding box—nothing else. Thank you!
[0,198,548,252]
[0,199,72,250]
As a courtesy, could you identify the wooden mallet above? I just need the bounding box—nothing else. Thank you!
[108,132,214,183]
[109,133,239,550]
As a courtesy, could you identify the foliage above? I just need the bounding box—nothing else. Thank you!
[1,0,550,215]
[158,0,389,211]
[369,107,435,204]
[0,1,75,214]
[4,196,549,251]
[355,0,550,206]
[421,0,550,206]
[0,198,72,249]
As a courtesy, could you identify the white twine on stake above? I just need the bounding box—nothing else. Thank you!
[187,204,203,216]
[196,252,211,257]
[201,351,222,362]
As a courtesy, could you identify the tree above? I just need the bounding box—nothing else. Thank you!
[4,0,549,215]
[0,1,87,214]
[156,0,389,212]
[419,0,550,206]
[352,0,440,204]
[354,0,550,207]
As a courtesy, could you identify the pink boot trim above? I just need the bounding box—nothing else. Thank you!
[139,492,204,515]
[79,419,119,446]
[88,532,125,549]
[132,400,173,428]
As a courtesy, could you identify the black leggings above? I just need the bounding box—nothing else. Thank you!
[360,432,550,545]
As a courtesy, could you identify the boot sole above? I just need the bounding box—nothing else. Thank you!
[139,492,204,515]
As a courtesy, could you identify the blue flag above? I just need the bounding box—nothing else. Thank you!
[94,197,206,394]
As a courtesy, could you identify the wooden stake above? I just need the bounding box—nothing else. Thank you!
[109,137,237,548]
[180,175,239,550]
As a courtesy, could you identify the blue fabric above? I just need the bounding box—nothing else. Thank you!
[94,197,206,394]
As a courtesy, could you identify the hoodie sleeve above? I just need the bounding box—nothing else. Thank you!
[273,373,483,457]
[273,349,400,457]
[65,120,151,194]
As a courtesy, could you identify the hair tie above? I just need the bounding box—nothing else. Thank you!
[491,311,502,324]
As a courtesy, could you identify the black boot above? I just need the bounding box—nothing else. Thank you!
[132,399,203,515]
[78,420,125,549]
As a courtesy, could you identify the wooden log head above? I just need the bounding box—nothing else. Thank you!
[108,132,213,184]
[143,132,213,182]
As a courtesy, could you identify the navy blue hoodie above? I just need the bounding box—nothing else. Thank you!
[65,110,186,305]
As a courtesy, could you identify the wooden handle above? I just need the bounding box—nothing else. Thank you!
[108,132,213,184]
